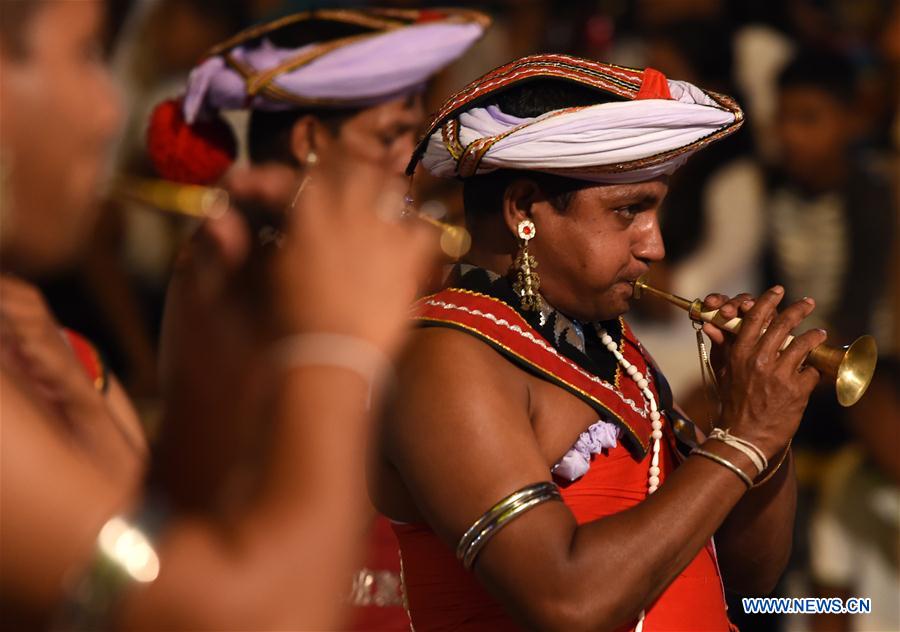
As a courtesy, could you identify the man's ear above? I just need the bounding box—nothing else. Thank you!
[501,178,540,238]
[289,115,332,168]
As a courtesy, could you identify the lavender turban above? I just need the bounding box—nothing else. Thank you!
[182,9,489,123]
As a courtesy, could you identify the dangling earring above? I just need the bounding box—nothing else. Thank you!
[306,151,318,166]
[512,219,541,311]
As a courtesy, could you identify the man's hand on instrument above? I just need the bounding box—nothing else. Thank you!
[701,286,825,460]
[699,291,756,379]
[264,156,439,356]
[156,157,440,506]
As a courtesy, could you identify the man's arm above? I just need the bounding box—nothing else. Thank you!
[679,402,797,596]
[1,159,438,629]
[0,363,373,630]
[715,448,797,595]
[120,365,374,631]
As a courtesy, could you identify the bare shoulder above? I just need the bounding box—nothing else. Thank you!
[382,324,539,474]
[396,326,520,388]
[386,327,529,438]
[378,327,552,541]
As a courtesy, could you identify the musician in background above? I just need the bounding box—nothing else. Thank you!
[763,49,897,458]
[150,9,488,630]
[372,55,825,630]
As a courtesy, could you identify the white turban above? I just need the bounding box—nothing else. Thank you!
[410,54,744,183]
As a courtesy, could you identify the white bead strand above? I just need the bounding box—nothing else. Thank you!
[598,327,662,632]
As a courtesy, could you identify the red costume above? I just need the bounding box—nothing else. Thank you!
[348,515,408,631]
[393,281,737,631]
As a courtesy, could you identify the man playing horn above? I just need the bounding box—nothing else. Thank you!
[372,54,824,631]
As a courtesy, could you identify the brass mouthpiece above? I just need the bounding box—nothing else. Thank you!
[632,276,878,407]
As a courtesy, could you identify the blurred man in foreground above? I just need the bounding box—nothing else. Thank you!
[1,2,436,629]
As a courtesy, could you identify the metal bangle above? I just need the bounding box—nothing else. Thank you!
[455,482,553,558]
[456,482,561,571]
[55,496,166,631]
[691,447,754,489]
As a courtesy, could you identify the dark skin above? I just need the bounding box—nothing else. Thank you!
[373,176,823,630]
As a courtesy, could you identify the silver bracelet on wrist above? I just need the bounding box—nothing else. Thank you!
[691,447,754,489]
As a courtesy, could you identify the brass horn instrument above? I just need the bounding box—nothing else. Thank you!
[632,277,878,407]
[108,176,471,258]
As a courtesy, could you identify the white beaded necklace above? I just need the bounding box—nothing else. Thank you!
[597,327,663,493]
[597,326,661,632]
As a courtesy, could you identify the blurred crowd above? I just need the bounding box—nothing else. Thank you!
[2,0,898,630]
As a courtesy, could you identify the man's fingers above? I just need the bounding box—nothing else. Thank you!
[733,286,784,353]
[402,220,442,283]
[0,275,35,296]
[777,327,827,374]
[757,297,815,358]
[701,323,726,346]
[714,293,754,322]
[202,210,251,272]
[0,277,47,314]
[183,211,252,303]
[703,293,752,320]
[225,164,300,210]
[345,162,392,208]
[702,293,728,310]
[796,364,822,394]
[701,293,756,347]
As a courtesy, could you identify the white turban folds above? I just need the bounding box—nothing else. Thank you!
[409,54,744,183]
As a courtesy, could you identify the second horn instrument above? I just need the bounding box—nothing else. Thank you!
[632,277,877,407]
[109,176,471,258]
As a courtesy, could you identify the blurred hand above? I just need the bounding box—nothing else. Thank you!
[225,157,438,354]
[0,275,142,479]
[161,157,438,384]
[699,287,825,459]
[155,157,439,509]
[0,275,103,416]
